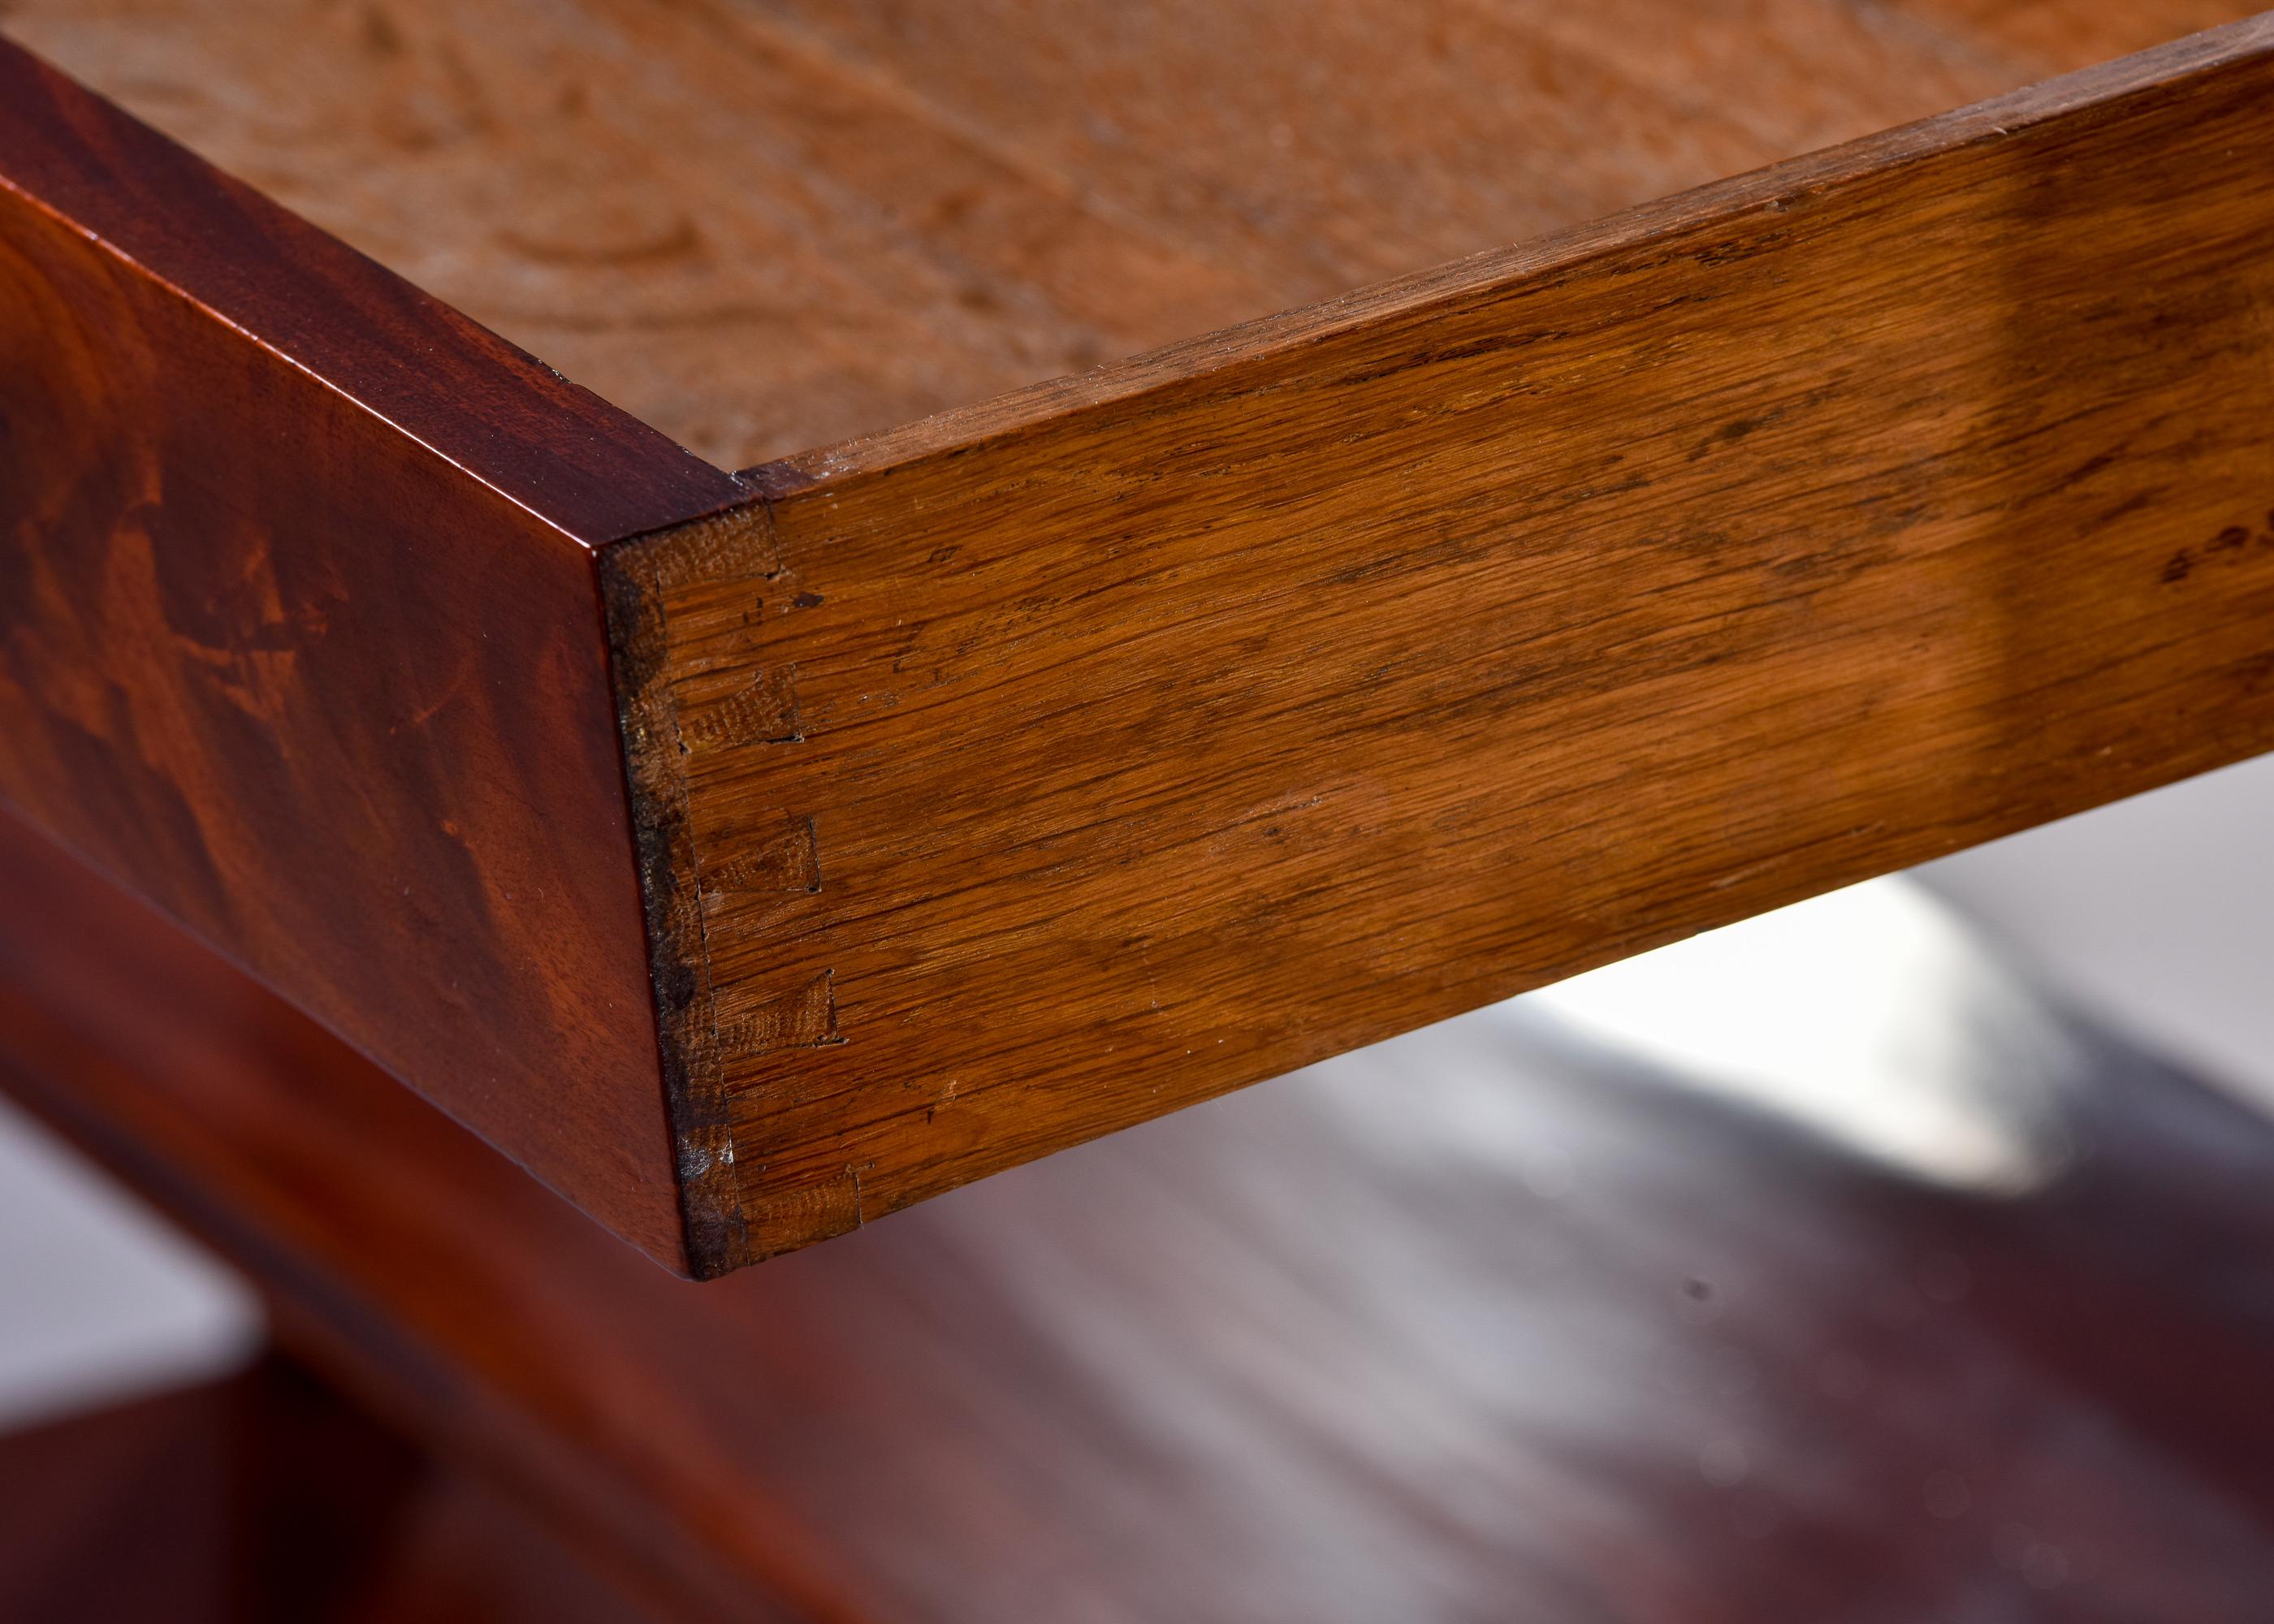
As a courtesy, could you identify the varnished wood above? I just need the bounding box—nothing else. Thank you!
[3,9,2272,1270]
[0,36,743,1270]
[10,811,2274,1618]
[609,21,2274,1265]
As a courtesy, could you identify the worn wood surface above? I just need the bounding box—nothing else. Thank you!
[11,811,2274,1619]
[0,36,742,1270]
[8,1,2252,468]
[604,21,2274,1264]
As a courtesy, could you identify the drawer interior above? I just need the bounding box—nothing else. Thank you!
[10,0,2255,469]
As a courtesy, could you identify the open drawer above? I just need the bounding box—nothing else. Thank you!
[2,2,2269,1276]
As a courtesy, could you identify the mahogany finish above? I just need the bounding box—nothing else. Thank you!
[8,811,2274,1618]
[0,37,742,1270]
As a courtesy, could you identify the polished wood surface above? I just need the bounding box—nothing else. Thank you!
[7,810,2274,1618]
[5,6,2272,1271]
[611,23,2274,1264]
[0,36,742,1269]
[6,1,2251,468]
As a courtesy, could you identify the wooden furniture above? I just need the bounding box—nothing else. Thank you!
[8,15,2274,1609]
[2,3,2270,1275]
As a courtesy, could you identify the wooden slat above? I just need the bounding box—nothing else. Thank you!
[603,18,2274,1266]
[0,37,744,1271]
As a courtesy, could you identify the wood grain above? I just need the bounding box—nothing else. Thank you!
[9,7,2274,1272]
[0,36,744,1271]
[10,0,2254,468]
[11,809,2274,1618]
[603,19,2274,1265]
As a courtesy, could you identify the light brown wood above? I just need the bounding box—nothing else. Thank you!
[606,21,2274,1266]
[10,0,2250,469]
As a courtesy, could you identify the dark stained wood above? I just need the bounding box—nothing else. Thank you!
[10,808,2274,1618]
[11,1,2254,468]
[605,19,2274,1263]
[0,1357,676,1622]
[0,35,745,1271]
[0,1376,247,1623]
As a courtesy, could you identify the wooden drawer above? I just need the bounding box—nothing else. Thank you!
[2,3,2269,1275]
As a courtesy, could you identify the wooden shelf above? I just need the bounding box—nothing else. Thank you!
[1,2,2270,1272]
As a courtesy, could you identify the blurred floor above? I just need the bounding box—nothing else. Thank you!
[1922,749,2274,1115]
